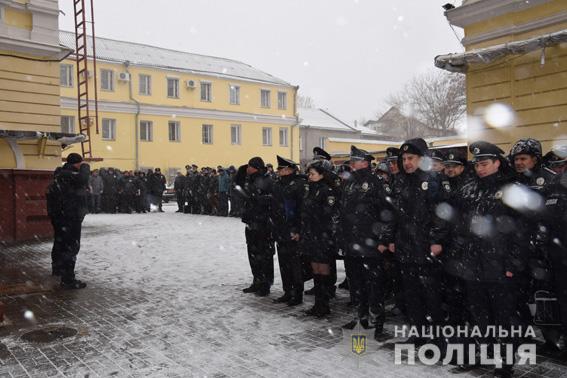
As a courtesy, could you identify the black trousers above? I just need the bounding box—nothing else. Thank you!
[276,241,303,297]
[245,227,274,288]
[346,257,385,320]
[465,280,521,367]
[51,219,82,283]
[384,252,405,312]
[444,273,467,325]
[550,246,567,339]
[400,264,444,329]
[218,192,229,216]
[175,190,184,211]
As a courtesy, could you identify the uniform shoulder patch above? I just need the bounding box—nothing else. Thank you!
[536,177,545,186]
[361,182,369,192]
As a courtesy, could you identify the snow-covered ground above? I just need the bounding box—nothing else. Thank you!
[0,203,564,377]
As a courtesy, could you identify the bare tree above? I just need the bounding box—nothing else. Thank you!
[296,95,316,109]
[386,70,466,132]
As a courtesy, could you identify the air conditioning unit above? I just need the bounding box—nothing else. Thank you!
[118,72,131,82]
[186,80,196,89]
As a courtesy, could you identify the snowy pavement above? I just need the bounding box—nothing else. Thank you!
[1,203,566,377]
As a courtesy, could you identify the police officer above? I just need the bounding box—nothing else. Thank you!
[454,141,528,376]
[174,171,186,212]
[46,153,90,289]
[340,145,394,340]
[392,138,447,344]
[539,166,567,360]
[510,138,556,191]
[240,157,275,296]
[271,156,305,306]
[430,149,446,174]
[542,145,567,175]
[297,158,339,317]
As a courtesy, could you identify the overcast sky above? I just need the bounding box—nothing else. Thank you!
[59,0,464,125]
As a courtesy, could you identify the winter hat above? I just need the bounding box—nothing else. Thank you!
[510,138,543,158]
[385,147,400,162]
[276,155,298,169]
[66,153,83,164]
[313,147,332,161]
[248,156,265,170]
[350,145,374,161]
[400,138,428,156]
[470,141,505,162]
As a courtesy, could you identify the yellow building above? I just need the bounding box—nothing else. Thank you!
[58,31,299,181]
[0,0,71,242]
[436,0,567,153]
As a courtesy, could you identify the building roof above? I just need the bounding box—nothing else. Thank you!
[354,124,379,136]
[59,30,292,87]
[298,108,357,132]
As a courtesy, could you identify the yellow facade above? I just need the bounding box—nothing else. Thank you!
[60,39,299,179]
[0,0,68,171]
[445,0,567,153]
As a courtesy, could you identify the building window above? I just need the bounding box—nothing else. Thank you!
[202,124,213,144]
[231,124,241,145]
[278,92,287,110]
[201,82,212,102]
[279,128,288,147]
[261,89,271,108]
[140,121,153,141]
[139,74,151,95]
[101,69,114,91]
[60,64,73,87]
[229,85,240,105]
[61,116,75,133]
[319,137,326,149]
[102,118,116,140]
[262,127,272,146]
[168,121,180,142]
[167,78,179,98]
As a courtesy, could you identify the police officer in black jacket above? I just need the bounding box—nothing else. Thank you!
[392,138,448,342]
[46,153,90,289]
[297,158,339,317]
[240,157,275,296]
[271,156,306,306]
[539,170,567,361]
[453,141,529,376]
[340,145,394,339]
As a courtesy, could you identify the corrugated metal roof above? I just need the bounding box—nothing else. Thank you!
[59,31,292,86]
[298,108,356,132]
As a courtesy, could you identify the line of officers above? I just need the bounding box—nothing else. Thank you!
[233,137,567,375]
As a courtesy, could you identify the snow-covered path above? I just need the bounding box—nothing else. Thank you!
[0,204,564,377]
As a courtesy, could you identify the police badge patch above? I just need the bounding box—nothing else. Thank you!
[495,190,503,199]
[328,196,336,205]
[536,177,545,186]
[473,147,480,154]
[361,182,369,192]
[403,145,409,151]
[421,181,428,190]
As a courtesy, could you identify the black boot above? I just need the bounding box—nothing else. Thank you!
[305,276,322,316]
[304,287,316,296]
[287,289,303,306]
[273,292,292,303]
[338,278,349,290]
[255,284,270,297]
[242,283,258,293]
[315,275,331,317]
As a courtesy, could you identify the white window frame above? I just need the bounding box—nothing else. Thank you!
[261,89,271,108]
[299,136,304,151]
[279,127,288,147]
[229,84,240,105]
[319,137,326,149]
[102,118,116,141]
[167,77,179,98]
[201,81,212,102]
[100,69,114,91]
[262,127,272,146]
[139,74,151,96]
[60,64,73,87]
[140,120,153,142]
[202,124,213,144]
[61,116,75,133]
[278,91,287,110]
[230,124,241,145]
[168,121,181,142]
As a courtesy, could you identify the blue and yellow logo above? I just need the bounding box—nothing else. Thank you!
[351,334,366,355]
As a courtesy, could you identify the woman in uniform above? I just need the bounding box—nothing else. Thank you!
[293,160,339,317]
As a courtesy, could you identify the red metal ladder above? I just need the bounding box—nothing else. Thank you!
[72,0,99,159]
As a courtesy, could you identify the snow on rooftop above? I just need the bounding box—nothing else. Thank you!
[298,108,356,132]
[59,31,292,86]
